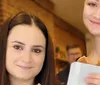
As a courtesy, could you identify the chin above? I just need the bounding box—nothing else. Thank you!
[14,74,34,80]
[10,71,36,80]
[89,30,100,36]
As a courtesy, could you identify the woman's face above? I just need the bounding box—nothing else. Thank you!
[6,24,46,80]
[83,0,100,36]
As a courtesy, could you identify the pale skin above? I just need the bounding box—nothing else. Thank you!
[83,0,100,84]
[6,23,46,85]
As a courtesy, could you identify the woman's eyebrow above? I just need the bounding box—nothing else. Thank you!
[88,0,99,2]
[94,0,99,2]
[32,45,45,49]
[11,41,45,49]
[11,41,25,45]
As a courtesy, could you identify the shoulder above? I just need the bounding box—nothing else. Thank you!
[77,56,88,63]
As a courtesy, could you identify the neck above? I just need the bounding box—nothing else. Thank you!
[88,36,100,63]
[93,36,100,56]
[9,75,34,85]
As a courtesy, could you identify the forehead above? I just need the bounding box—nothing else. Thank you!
[85,0,99,2]
[68,48,81,53]
[8,24,46,45]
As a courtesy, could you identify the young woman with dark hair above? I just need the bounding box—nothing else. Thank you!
[0,12,55,85]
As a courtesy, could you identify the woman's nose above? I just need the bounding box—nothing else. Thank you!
[21,51,32,63]
[93,8,100,20]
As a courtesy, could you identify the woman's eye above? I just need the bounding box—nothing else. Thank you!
[32,49,42,53]
[87,2,97,7]
[13,45,23,50]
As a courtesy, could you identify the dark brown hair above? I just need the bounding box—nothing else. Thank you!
[0,12,55,85]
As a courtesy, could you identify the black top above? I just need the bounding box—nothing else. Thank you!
[57,62,70,85]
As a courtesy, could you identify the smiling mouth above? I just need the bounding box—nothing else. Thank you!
[17,65,33,69]
[90,20,100,25]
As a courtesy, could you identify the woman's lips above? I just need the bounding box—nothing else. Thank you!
[17,65,33,69]
[90,20,100,25]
